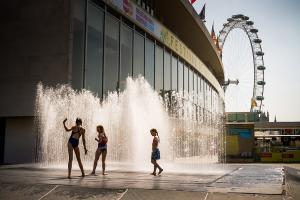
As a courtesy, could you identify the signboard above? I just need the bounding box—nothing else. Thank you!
[229,128,252,139]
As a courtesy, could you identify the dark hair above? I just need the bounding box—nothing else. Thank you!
[150,128,159,141]
[150,128,157,134]
[76,118,82,125]
[97,125,104,132]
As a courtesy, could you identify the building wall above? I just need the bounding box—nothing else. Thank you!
[4,117,36,164]
[0,0,71,117]
[0,118,5,164]
[0,0,72,164]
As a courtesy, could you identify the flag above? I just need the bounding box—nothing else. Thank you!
[211,23,217,44]
[199,4,206,21]
[190,0,197,4]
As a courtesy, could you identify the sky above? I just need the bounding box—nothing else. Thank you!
[193,0,300,122]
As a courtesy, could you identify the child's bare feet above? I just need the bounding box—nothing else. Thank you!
[90,172,96,176]
[81,173,85,177]
[150,172,156,176]
[102,172,108,175]
[67,176,71,179]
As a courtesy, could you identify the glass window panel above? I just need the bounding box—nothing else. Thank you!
[104,13,119,94]
[194,72,198,103]
[145,38,154,87]
[155,45,163,93]
[205,81,208,109]
[184,64,189,95]
[171,55,177,91]
[189,68,193,93]
[198,75,201,106]
[85,2,104,96]
[164,50,171,91]
[72,0,85,90]
[178,60,183,92]
[120,23,133,90]
[203,79,206,109]
[133,32,144,77]
[209,85,212,112]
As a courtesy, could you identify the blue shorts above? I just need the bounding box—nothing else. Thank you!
[151,149,160,160]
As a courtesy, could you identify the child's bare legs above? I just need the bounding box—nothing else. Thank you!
[67,143,73,178]
[157,164,163,175]
[151,159,163,175]
[91,149,101,175]
[74,147,85,177]
[102,150,107,175]
[151,159,157,175]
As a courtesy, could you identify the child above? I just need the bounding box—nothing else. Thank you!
[63,118,88,178]
[150,128,163,176]
[91,125,108,175]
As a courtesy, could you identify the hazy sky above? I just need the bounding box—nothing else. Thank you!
[193,0,300,122]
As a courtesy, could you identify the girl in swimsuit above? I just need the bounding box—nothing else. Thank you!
[150,128,163,176]
[91,125,108,175]
[63,118,88,178]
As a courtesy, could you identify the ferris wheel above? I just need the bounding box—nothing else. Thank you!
[218,14,266,113]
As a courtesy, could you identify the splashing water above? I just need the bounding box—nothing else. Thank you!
[35,77,225,172]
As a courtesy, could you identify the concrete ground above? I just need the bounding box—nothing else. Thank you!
[0,164,299,200]
[284,165,300,200]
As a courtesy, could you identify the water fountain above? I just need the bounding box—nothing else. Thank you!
[35,77,225,173]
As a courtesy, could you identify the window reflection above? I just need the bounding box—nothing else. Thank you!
[104,13,119,95]
[178,60,183,92]
[72,0,85,90]
[155,45,163,92]
[133,32,144,77]
[189,68,193,94]
[85,2,103,96]
[194,72,198,104]
[184,64,189,96]
[171,55,178,91]
[164,50,171,91]
[145,38,154,87]
[120,23,133,90]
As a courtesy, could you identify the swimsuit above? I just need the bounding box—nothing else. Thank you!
[98,143,107,151]
[98,136,108,151]
[68,128,81,148]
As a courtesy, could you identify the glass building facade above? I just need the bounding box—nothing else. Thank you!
[72,0,223,120]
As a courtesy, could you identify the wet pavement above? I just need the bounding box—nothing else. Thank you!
[0,164,295,199]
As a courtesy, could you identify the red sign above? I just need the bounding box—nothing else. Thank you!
[260,152,272,157]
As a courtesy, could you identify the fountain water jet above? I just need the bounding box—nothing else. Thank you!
[36,77,224,172]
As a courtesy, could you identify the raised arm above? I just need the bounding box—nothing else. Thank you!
[81,129,88,154]
[63,118,72,132]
